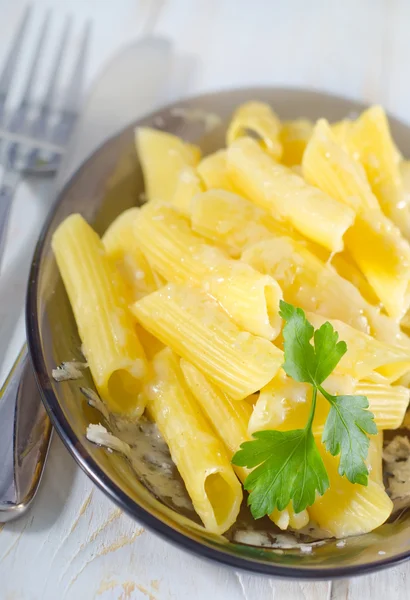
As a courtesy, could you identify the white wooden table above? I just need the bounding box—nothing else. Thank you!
[1,0,410,598]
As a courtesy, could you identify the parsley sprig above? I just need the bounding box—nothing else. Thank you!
[232,301,377,519]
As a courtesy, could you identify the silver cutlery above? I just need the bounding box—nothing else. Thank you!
[0,7,90,522]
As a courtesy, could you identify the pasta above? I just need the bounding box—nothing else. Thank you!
[52,214,147,416]
[53,100,410,541]
[136,127,201,203]
[147,348,242,534]
[102,207,162,301]
[131,283,283,400]
[134,202,283,340]
[303,119,410,318]
[181,360,309,530]
[227,136,355,252]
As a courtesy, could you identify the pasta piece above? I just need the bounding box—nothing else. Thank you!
[227,101,282,160]
[355,381,409,430]
[227,137,355,252]
[308,436,393,538]
[303,119,410,318]
[131,283,283,400]
[307,313,410,383]
[190,189,293,258]
[134,202,283,340]
[303,119,378,212]
[102,207,162,301]
[344,213,410,318]
[52,214,147,416]
[248,370,354,435]
[249,370,409,435]
[136,127,201,203]
[181,360,309,530]
[147,348,242,534]
[171,165,204,215]
[242,237,409,346]
[279,119,313,166]
[347,106,408,233]
[197,150,238,193]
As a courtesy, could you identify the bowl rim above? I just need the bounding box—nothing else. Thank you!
[26,85,410,579]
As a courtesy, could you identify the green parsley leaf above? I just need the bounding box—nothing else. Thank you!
[313,322,347,385]
[279,301,316,384]
[321,389,377,485]
[232,427,329,518]
[279,301,347,386]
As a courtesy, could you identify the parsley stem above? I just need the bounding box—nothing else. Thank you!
[305,385,317,431]
[318,385,334,405]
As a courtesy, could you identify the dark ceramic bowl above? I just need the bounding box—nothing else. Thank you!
[26,88,410,579]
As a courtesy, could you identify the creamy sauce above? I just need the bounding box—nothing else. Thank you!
[52,361,88,382]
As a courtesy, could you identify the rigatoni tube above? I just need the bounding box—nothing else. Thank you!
[180,360,309,530]
[227,136,355,252]
[52,213,147,416]
[134,202,283,340]
[147,348,242,535]
[131,283,283,400]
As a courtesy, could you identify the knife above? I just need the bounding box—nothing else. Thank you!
[0,36,173,522]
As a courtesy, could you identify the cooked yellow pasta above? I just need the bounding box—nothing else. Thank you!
[242,237,410,347]
[131,283,283,400]
[102,207,162,301]
[279,118,313,166]
[171,165,204,215]
[136,127,201,203]
[227,101,282,160]
[181,360,309,530]
[54,100,410,541]
[227,136,355,252]
[308,436,393,538]
[197,150,238,193]
[307,313,410,382]
[190,189,293,258]
[134,202,283,340]
[303,119,410,318]
[249,370,409,435]
[52,214,147,416]
[147,348,242,534]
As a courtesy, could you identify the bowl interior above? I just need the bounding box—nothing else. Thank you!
[27,88,410,578]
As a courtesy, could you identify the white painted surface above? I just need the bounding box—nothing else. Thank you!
[1,0,410,598]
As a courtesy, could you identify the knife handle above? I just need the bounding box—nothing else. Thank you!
[0,344,52,522]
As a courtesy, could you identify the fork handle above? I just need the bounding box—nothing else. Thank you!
[0,170,21,271]
[0,344,52,521]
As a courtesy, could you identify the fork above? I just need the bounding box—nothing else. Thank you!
[0,7,90,521]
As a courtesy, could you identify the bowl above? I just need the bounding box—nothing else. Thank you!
[27,87,410,579]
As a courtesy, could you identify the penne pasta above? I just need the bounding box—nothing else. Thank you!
[147,348,242,535]
[136,127,201,203]
[242,237,410,347]
[134,202,283,340]
[131,283,283,400]
[171,165,204,215]
[307,313,410,383]
[308,436,393,538]
[190,189,293,258]
[197,150,238,193]
[102,207,162,301]
[227,101,282,160]
[279,118,313,166]
[181,360,309,530]
[249,370,409,435]
[303,119,410,318]
[227,136,355,252]
[52,214,147,416]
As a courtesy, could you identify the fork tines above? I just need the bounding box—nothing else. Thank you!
[0,6,91,163]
